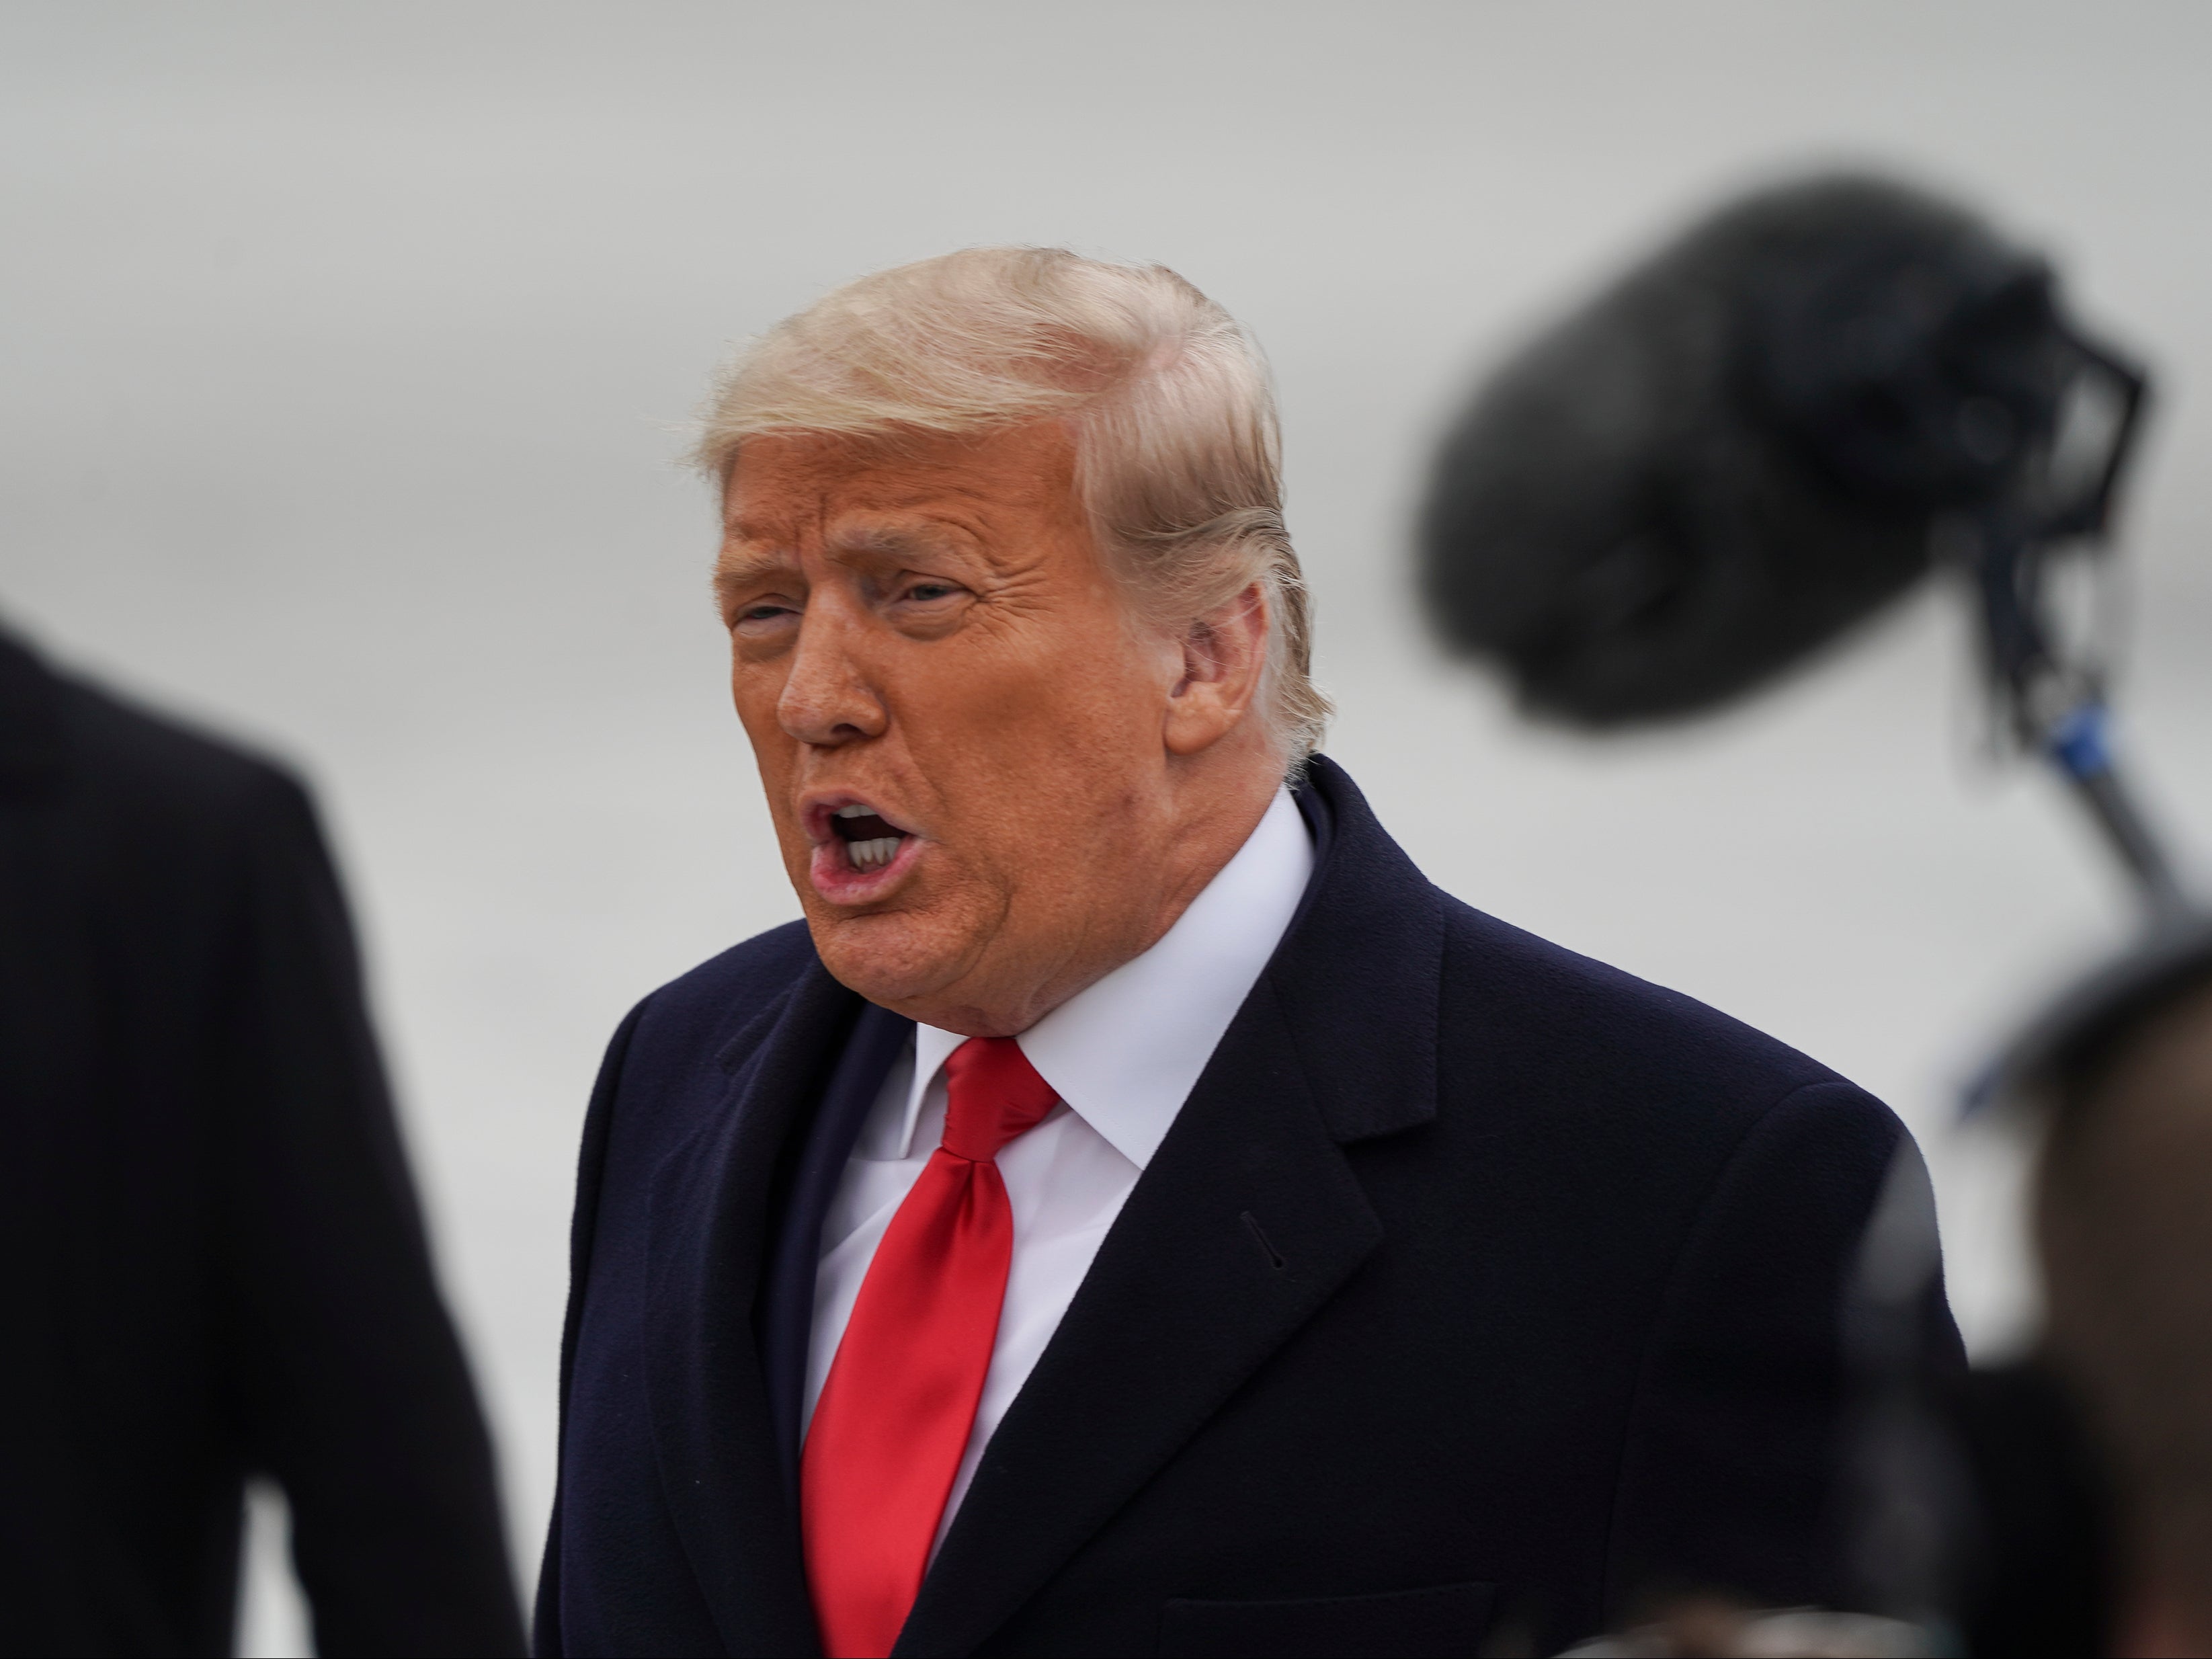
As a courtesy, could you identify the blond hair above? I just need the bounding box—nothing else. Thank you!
[692,247,1329,762]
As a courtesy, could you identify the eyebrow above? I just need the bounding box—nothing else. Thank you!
[712,549,796,600]
[823,520,971,561]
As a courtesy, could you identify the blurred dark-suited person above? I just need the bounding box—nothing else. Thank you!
[0,622,526,1655]
[1982,952,2212,1657]
[535,249,1963,1659]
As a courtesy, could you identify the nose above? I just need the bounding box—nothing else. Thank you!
[777,602,888,747]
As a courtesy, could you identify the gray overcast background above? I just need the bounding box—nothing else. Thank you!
[5,4,2209,1648]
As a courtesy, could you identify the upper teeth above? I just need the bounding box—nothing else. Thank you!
[834,805,872,818]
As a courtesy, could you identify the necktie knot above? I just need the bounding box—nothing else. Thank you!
[940,1036,1058,1163]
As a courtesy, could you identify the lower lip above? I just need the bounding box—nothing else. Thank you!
[809,832,924,905]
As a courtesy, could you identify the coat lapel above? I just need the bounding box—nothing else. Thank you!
[895,760,1445,1656]
[644,958,859,1657]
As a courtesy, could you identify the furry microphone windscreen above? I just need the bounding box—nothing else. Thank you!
[1418,173,2072,727]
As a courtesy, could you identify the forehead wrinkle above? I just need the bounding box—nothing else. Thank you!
[819,492,1047,577]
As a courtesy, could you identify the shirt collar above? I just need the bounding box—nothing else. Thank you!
[897,786,1313,1167]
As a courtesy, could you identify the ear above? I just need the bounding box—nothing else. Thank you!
[1163,581,1269,757]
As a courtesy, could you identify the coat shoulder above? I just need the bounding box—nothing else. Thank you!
[1436,893,1895,1156]
[614,921,822,1087]
[56,671,318,840]
[571,921,829,1243]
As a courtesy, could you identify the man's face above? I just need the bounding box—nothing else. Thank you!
[715,421,1198,1035]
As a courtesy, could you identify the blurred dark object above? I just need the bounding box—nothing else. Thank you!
[1420,171,2183,919]
[1556,1355,2115,1656]
[0,622,526,1656]
[2024,953,2212,1654]
[1942,932,2212,1656]
[1974,912,2212,1112]
[1835,1140,1971,1637]
[1944,1359,2113,1658]
[1558,1596,1936,1656]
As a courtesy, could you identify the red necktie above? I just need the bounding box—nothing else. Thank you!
[801,1036,1060,1659]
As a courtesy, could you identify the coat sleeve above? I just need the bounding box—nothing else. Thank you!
[213,767,527,1657]
[1601,1078,1967,1617]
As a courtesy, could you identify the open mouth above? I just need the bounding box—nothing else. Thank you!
[829,804,909,873]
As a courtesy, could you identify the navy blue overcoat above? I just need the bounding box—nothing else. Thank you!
[537,758,1957,1657]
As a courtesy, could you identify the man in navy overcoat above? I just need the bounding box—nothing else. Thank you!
[536,247,1959,1658]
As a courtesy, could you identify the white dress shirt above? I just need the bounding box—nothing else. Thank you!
[803,784,1315,1544]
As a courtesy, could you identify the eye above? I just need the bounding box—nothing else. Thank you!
[902,581,960,603]
[731,600,800,631]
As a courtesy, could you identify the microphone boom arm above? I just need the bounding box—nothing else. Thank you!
[1966,340,2192,921]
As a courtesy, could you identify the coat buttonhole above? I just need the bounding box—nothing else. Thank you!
[1240,1210,1286,1270]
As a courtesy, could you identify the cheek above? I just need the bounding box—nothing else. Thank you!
[731,664,801,807]
[1006,639,1170,773]
[729,655,788,739]
[941,612,1161,745]
[898,634,1166,860]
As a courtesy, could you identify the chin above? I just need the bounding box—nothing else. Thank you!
[805,907,971,1015]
